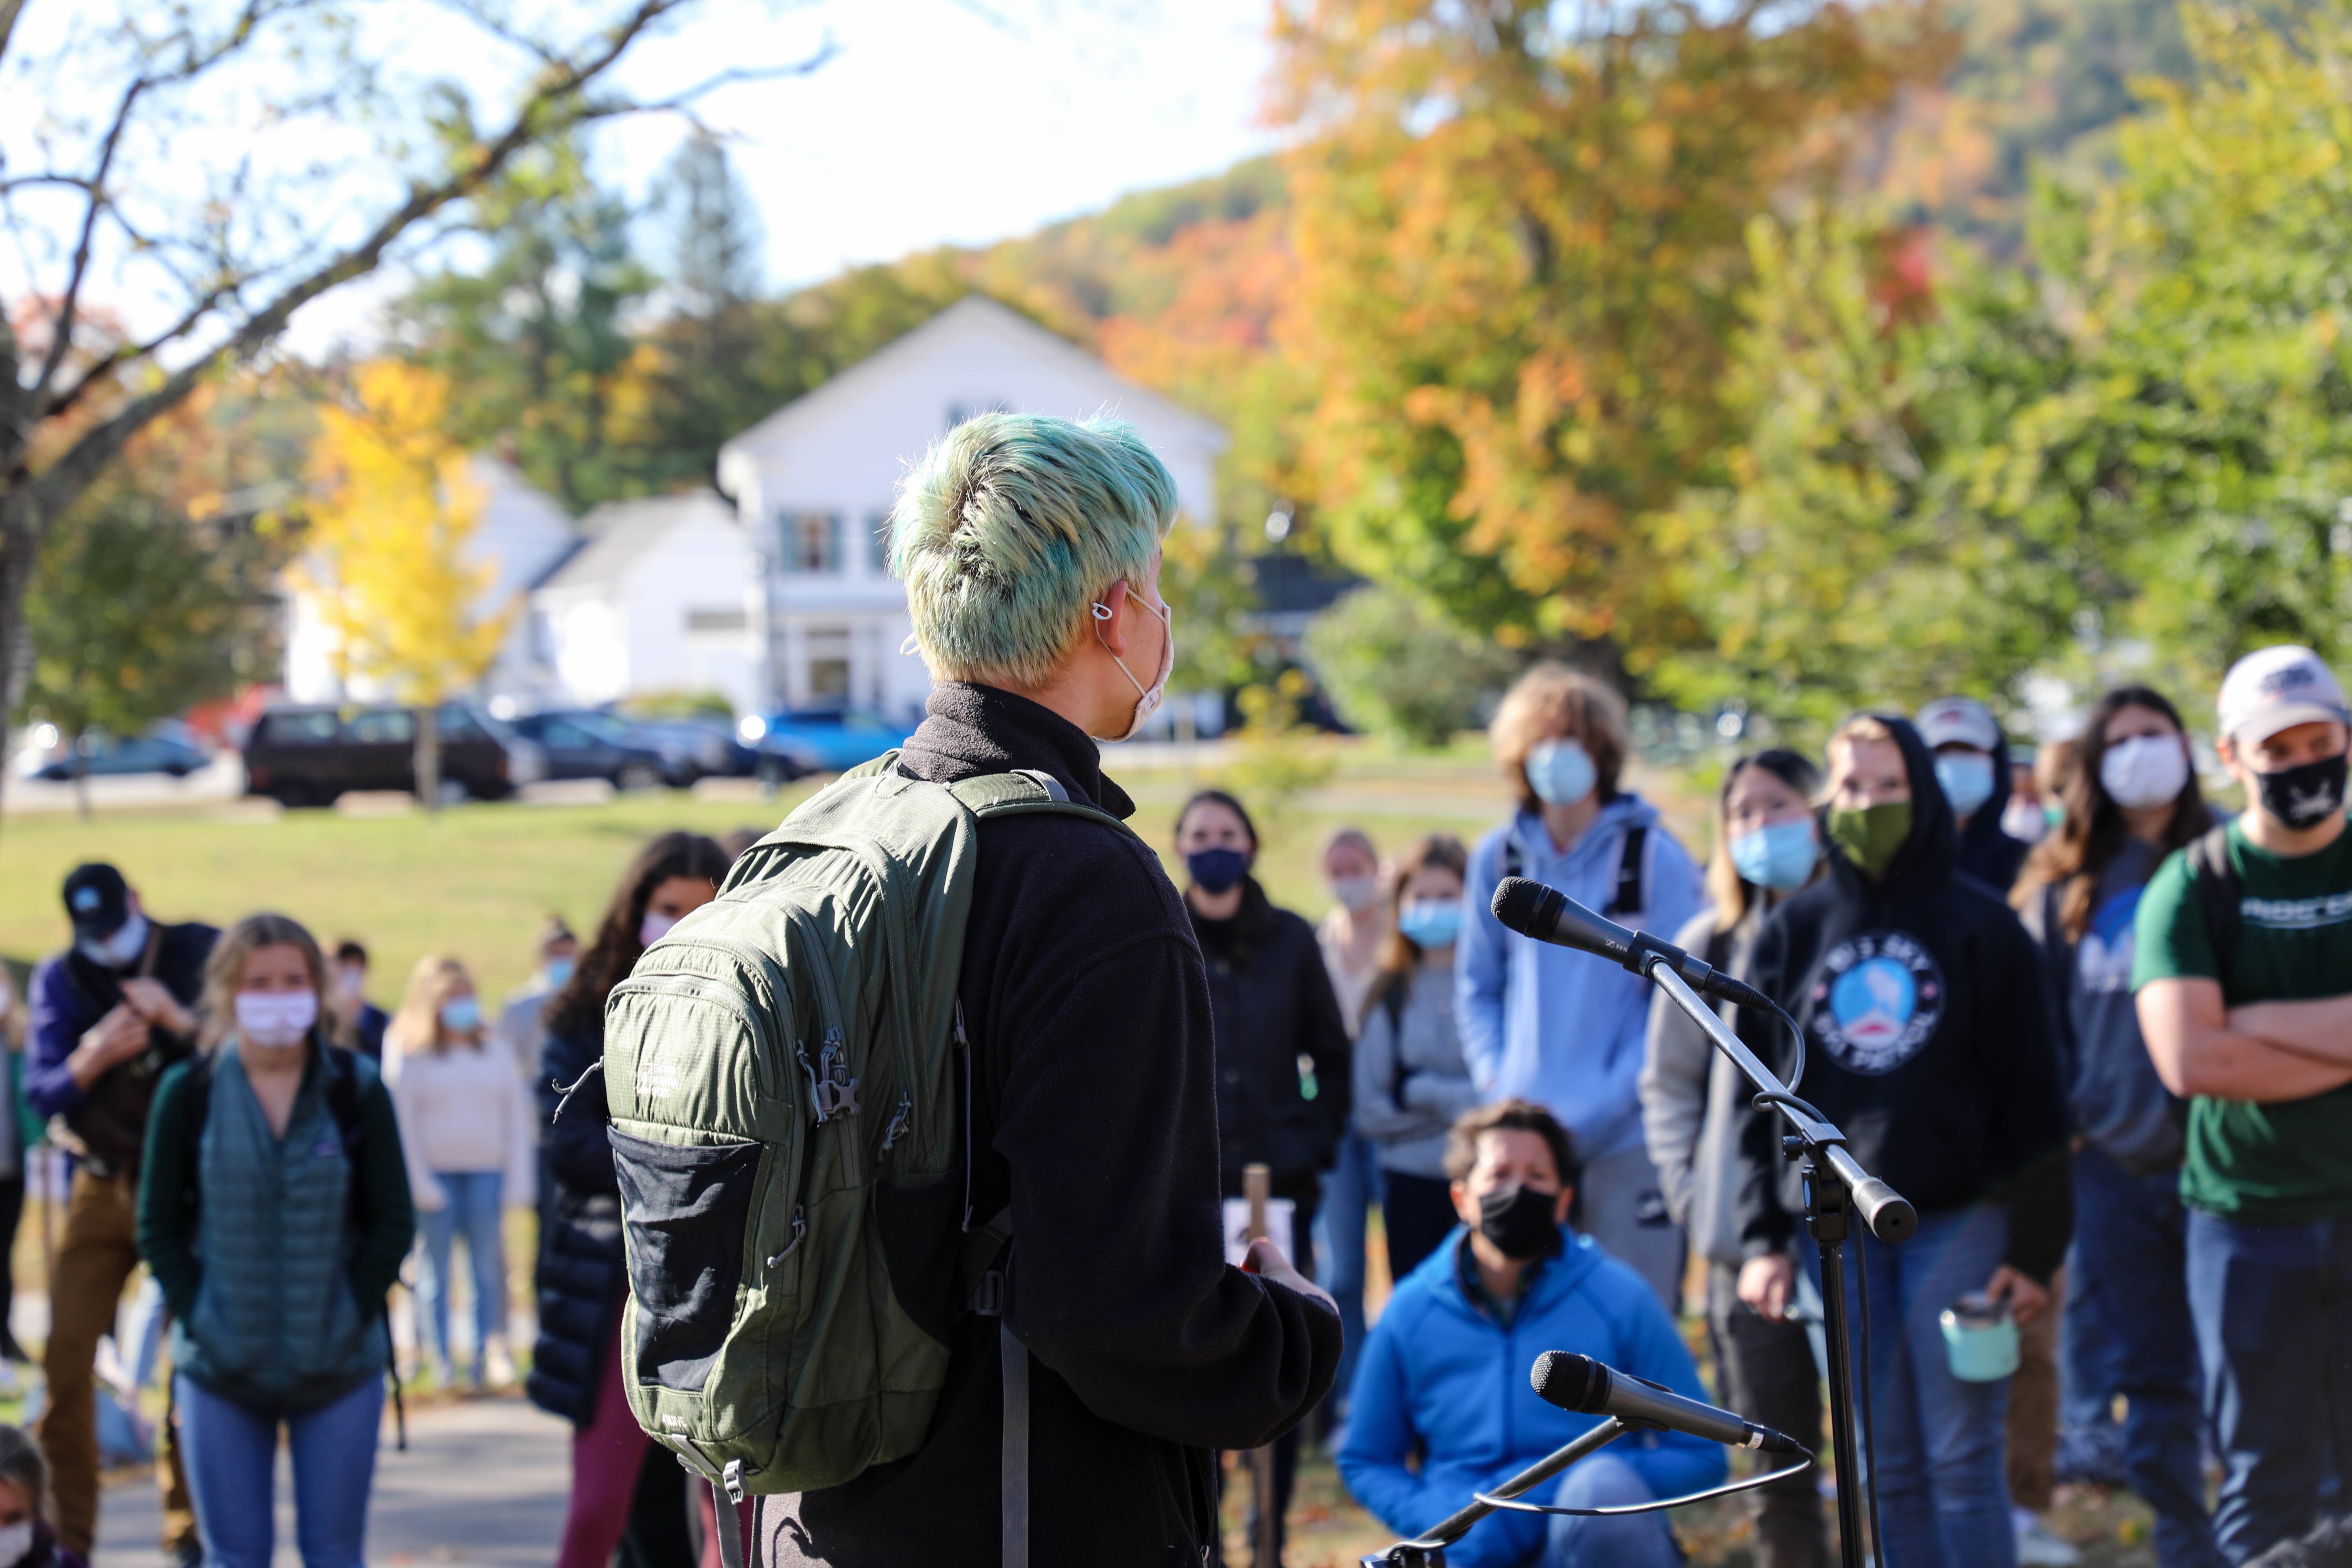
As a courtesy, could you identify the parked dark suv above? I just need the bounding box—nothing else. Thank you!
[243,703,544,807]
[507,710,671,791]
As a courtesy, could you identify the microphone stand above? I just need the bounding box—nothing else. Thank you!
[1359,1419,1630,1567]
[1642,959,1914,1568]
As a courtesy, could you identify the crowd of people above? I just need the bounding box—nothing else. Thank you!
[0,405,2343,1568]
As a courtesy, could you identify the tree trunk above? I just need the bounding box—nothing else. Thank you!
[415,704,442,813]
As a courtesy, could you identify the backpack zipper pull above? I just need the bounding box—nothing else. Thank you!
[813,1028,860,1119]
[766,1206,806,1270]
[794,1039,827,1123]
[877,1097,912,1162]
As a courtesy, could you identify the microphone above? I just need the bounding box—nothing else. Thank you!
[1531,1352,1812,1457]
[1492,877,1776,1012]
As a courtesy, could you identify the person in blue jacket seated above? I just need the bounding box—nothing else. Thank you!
[1340,1099,1728,1568]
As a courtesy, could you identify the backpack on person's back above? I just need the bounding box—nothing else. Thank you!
[590,756,1135,1519]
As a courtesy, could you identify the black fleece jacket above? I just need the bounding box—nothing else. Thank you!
[1734,715,2072,1280]
[760,683,1341,1568]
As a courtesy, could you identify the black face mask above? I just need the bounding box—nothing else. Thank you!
[2256,753,2350,830]
[1476,1184,1562,1261]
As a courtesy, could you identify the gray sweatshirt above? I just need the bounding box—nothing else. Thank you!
[1352,956,1480,1179]
[1639,907,1760,1269]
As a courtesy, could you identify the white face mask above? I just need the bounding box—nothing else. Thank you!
[1999,794,2050,844]
[2101,734,2191,811]
[234,989,318,1050]
[1091,588,1174,742]
[78,910,149,970]
[1328,874,1380,915]
[640,911,680,948]
[0,1519,33,1567]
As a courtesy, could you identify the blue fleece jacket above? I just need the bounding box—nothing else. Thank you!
[1340,1228,1726,1568]
[1458,798,1704,1161]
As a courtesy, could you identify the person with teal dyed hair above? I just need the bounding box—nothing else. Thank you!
[756,413,1340,1566]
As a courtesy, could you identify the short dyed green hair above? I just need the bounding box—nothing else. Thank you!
[889,412,1177,689]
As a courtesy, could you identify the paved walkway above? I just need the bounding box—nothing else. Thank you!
[97,1396,572,1566]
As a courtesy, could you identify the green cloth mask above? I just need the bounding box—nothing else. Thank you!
[1828,802,1912,880]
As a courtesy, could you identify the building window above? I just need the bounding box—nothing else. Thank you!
[685,607,749,634]
[805,624,852,702]
[779,510,840,574]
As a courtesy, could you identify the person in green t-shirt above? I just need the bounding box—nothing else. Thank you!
[2132,644,2352,1564]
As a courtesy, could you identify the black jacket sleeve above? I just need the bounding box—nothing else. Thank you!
[997,923,1342,1453]
[540,1023,617,1197]
[1733,915,1798,1259]
[1296,926,1352,1160]
[135,1062,201,1322]
[1978,909,2073,1279]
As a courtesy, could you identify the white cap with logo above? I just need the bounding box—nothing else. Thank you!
[1914,695,2002,754]
[2217,645,2352,747]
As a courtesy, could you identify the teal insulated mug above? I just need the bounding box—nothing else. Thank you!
[1940,1292,2019,1382]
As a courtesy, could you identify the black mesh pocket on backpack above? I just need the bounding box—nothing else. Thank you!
[610,1127,764,1393]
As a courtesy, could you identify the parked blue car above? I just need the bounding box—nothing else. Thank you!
[741,709,914,776]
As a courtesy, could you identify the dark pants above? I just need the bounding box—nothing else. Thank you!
[1709,1262,1829,1568]
[1380,1170,1459,1286]
[2064,1147,2218,1568]
[2188,1208,2352,1564]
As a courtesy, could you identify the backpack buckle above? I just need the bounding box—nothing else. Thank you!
[973,1267,1006,1318]
[814,1072,860,1119]
[723,1457,748,1505]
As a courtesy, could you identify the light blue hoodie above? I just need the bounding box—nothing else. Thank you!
[1340,1228,1726,1568]
[1458,797,1704,1162]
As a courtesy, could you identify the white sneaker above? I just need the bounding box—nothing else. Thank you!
[2014,1509,2080,1567]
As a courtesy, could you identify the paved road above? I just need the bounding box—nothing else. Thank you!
[97,1396,571,1566]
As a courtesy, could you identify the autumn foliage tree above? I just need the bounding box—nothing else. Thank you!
[300,363,512,808]
[1272,0,1943,659]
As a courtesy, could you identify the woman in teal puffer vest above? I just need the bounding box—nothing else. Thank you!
[137,912,414,1568]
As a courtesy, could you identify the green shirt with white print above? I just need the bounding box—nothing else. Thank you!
[2134,817,2352,1223]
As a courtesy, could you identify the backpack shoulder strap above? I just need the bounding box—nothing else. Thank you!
[2185,824,2241,991]
[947,770,1145,845]
[1604,825,1648,916]
[1502,835,1523,880]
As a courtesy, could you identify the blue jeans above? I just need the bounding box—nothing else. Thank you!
[1316,1126,1381,1417]
[2187,1209,2352,1563]
[1807,1204,2016,1568]
[417,1169,507,1377]
[2063,1147,2217,1568]
[1540,1453,1679,1568]
[176,1372,383,1568]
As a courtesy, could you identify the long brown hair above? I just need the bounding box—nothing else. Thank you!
[2015,686,2212,940]
[198,912,329,1052]
[386,955,479,1060]
[1704,749,1823,923]
[546,831,732,1039]
[1376,834,1470,979]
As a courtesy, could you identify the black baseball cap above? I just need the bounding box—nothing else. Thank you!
[62,864,130,940]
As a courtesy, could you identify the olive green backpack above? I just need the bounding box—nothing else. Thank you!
[596,754,1133,1553]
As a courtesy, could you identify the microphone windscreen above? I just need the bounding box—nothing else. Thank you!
[1491,877,1555,938]
[1529,1351,1603,1413]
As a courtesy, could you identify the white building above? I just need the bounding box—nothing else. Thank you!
[528,490,763,715]
[716,295,1228,717]
[284,455,575,707]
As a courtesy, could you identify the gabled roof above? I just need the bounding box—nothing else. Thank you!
[534,490,739,594]
[715,295,1227,486]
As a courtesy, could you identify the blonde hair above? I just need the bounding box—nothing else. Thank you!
[198,913,329,1051]
[387,955,480,1059]
[1489,663,1631,812]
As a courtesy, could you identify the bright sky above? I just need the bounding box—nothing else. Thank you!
[622,0,1286,292]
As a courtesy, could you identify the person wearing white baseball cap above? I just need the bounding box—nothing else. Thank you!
[1917,695,2035,892]
[2132,644,2352,1563]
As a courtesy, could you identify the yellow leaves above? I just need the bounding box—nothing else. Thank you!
[300,361,513,705]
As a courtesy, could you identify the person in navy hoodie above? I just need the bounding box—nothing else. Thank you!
[1340,1100,1726,1568]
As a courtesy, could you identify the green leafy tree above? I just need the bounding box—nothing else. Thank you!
[1305,584,1519,747]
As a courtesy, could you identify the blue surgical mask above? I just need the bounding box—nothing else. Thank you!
[1397,898,1464,949]
[1185,847,1251,896]
[1525,739,1597,807]
[440,995,483,1035]
[1729,819,1819,892]
[1934,752,1997,819]
[543,956,574,988]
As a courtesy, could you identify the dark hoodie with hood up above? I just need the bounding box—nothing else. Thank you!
[1955,715,2032,895]
[1734,716,2071,1278]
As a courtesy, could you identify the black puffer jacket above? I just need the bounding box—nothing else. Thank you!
[526,1016,624,1426]
[1191,880,1351,1207]
[1733,715,2071,1279]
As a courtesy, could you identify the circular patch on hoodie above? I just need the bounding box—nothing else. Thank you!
[1808,930,1945,1074]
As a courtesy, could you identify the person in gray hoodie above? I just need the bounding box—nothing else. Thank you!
[1353,833,1480,1281]
[1640,748,1826,1568]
